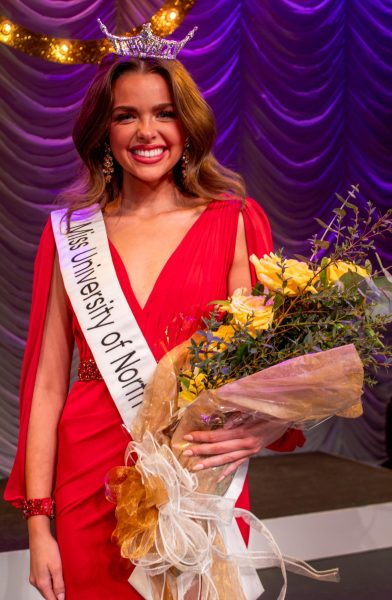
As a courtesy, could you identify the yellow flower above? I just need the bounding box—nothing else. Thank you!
[221,287,274,336]
[195,325,235,361]
[326,261,369,284]
[179,367,207,405]
[209,324,235,350]
[250,253,318,296]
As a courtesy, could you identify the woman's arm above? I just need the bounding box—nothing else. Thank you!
[25,252,73,501]
[26,252,73,600]
[183,210,276,475]
[182,202,304,478]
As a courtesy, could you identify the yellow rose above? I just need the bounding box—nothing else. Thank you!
[250,253,318,296]
[221,287,274,335]
[326,261,369,284]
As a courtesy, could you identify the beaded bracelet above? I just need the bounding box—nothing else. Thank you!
[22,497,55,520]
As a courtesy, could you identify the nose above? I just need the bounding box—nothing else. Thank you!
[136,116,156,141]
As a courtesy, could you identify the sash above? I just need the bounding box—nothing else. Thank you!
[52,204,260,598]
[51,205,157,428]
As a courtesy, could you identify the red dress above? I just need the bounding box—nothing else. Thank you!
[5,197,304,599]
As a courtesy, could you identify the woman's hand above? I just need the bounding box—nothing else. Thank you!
[182,418,288,481]
[28,518,65,600]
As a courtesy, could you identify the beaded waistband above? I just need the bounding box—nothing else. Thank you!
[78,358,103,382]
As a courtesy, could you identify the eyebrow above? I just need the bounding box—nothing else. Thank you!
[112,102,175,113]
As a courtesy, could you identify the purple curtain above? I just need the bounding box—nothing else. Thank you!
[1,0,391,475]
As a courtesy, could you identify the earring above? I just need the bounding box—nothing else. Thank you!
[102,142,114,184]
[181,137,190,181]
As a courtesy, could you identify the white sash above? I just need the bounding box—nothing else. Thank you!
[51,204,259,598]
[51,205,157,428]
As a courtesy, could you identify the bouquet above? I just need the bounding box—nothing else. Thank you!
[106,186,392,600]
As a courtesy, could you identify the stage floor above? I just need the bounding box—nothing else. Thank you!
[248,452,392,599]
[1,452,392,599]
[248,451,392,518]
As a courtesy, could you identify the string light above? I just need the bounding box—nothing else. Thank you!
[0,1,197,64]
[52,42,72,63]
[2,20,12,35]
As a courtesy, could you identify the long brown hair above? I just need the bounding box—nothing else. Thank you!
[61,54,246,217]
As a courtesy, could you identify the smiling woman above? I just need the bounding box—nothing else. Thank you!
[65,54,246,217]
[4,34,304,600]
[110,73,185,179]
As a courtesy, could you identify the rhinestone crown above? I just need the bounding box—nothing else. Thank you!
[98,20,198,60]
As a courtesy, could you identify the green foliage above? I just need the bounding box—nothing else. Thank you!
[188,186,392,389]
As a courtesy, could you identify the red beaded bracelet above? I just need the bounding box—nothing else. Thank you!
[22,497,55,520]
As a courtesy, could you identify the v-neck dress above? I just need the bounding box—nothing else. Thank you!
[5,197,305,600]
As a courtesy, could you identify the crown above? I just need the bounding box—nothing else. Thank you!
[98,20,198,60]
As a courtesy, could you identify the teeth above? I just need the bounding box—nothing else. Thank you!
[132,148,165,157]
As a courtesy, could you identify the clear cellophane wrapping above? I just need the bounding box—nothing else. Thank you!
[128,341,363,599]
[132,340,363,492]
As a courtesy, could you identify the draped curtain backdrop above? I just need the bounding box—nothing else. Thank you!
[1,0,391,476]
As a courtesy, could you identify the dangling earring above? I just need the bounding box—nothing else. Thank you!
[102,142,114,184]
[181,137,190,182]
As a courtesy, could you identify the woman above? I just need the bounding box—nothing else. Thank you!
[4,33,304,600]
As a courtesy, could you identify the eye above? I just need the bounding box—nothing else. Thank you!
[157,110,177,119]
[114,112,136,122]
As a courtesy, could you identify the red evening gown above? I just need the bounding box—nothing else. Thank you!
[5,197,304,599]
